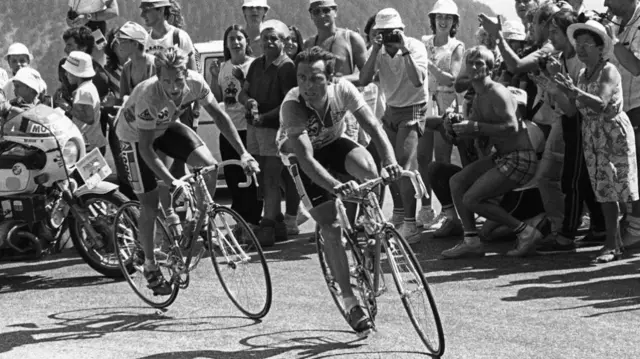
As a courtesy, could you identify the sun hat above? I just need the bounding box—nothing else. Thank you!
[567,19,613,57]
[259,19,291,37]
[372,8,405,30]
[12,67,47,94]
[139,0,171,9]
[62,51,96,78]
[117,21,148,45]
[428,0,459,17]
[502,20,527,41]
[309,0,337,7]
[6,43,33,60]
[242,0,270,9]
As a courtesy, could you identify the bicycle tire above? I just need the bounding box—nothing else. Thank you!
[207,206,272,319]
[113,201,180,308]
[382,225,445,356]
[315,225,378,329]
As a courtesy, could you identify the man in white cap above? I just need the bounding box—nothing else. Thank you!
[241,0,270,57]
[239,19,297,246]
[0,67,47,116]
[360,8,429,240]
[3,43,34,102]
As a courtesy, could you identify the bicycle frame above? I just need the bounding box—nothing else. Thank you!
[164,160,255,279]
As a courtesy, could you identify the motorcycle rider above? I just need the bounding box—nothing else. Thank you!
[115,46,259,295]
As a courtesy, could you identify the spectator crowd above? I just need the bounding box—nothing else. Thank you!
[2,0,640,265]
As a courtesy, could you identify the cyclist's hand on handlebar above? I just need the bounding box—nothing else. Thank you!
[334,180,359,197]
[170,179,191,194]
[240,153,260,175]
[381,163,403,182]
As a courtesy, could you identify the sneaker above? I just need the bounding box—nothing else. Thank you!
[507,226,543,257]
[284,214,300,236]
[575,230,606,247]
[536,233,576,254]
[389,212,404,228]
[440,237,486,259]
[274,214,288,242]
[257,219,276,247]
[416,207,437,228]
[578,213,591,231]
[143,267,172,296]
[346,305,374,334]
[433,218,464,238]
[296,205,311,226]
[401,222,422,244]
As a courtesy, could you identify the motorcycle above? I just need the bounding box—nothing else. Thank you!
[0,104,130,278]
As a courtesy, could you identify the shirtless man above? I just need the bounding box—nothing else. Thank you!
[440,46,543,259]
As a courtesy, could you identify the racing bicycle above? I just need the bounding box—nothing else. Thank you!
[113,160,272,319]
[313,170,445,356]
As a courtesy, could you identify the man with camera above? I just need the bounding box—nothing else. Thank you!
[605,0,640,249]
[360,8,429,241]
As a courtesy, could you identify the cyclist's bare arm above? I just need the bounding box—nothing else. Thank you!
[138,129,175,186]
[201,92,250,157]
[352,106,396,166]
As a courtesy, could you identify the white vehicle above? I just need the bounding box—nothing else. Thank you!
[194,40,226,188]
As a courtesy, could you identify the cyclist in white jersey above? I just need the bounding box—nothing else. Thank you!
[116,47,259,295]
[278,46,402,334]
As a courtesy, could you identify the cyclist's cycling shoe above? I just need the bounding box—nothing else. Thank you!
[144,267,172,296]
[347,305,374,336]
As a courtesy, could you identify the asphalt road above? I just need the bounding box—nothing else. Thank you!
[1,189,640,359]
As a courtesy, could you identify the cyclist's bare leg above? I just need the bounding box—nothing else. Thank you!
[186,145,219,201]
[137,189,161,267]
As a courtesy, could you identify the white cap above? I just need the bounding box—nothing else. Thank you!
[6,43,33,60]
[118,21,149,45]
[309,0,337,7]
[259,19,290,37]
[502,20,526,41]
[242,0,270,9]
[428,0,459,17]
[139,0,171,9]
[62,51,96,78]
[372,8,405,30]
[12,67,47,94]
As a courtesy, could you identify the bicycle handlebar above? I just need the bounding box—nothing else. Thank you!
[337,170,427,200]
[179,159,257,188]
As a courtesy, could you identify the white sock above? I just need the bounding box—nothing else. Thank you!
[344,295,359,312]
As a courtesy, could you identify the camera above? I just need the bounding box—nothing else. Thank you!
[381,30,401,44]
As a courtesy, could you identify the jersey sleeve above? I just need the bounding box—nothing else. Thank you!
[337,79,367,114]
[188,71,213,102]
[135,98,158,131]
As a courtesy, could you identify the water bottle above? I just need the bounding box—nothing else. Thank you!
[165,208,183,240]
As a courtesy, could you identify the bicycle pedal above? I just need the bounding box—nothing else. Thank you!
[355,327,376,339]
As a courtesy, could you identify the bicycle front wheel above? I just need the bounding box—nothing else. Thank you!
[206,206,272,319]
[382,225,445,356]
[113,201,180,308]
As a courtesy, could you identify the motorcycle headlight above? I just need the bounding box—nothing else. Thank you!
[62,140,80,166]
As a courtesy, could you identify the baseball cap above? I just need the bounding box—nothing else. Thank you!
[309,0,337,7]
[6,43,33,60]
[118,21,149,45]
[12,67,47,94]
[62,51,96,78]
[259,19,290,37]
[372,8,405,30]
[242,0,270,9]
[139,0,171,9]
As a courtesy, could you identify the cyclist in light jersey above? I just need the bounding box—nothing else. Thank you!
[115,47,259,295]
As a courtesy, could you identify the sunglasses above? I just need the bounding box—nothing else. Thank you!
[309,7,336,16]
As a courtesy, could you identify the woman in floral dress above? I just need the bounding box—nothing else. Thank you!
[553,20,638,263]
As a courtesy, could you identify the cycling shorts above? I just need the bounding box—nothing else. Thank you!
[286,137,360,208]
[119,122,205,194]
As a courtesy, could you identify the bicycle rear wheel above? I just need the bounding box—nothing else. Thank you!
[113,201,180,308]
[315,226,378,329]
[382,225,445,356]
[206,205,272,319]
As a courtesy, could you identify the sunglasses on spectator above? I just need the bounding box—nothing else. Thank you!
[309,7,336,16]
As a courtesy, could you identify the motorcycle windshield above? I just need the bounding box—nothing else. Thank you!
[2,105,74,139]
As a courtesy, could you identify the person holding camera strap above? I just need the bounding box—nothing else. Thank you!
[360,8,429,241]
[606,0,640,248]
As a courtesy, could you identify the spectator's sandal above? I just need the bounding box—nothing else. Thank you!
[144,268,173,296]
[592,248,623,264]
